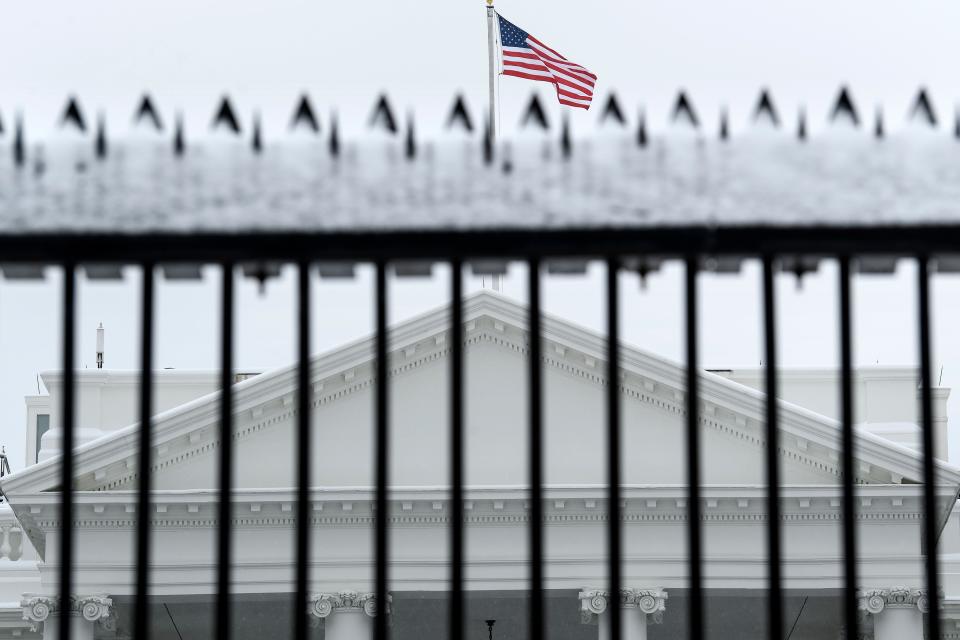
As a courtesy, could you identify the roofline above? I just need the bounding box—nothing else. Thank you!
[4,290,960,498]
[40,369,230,387]
[8,483,943,505]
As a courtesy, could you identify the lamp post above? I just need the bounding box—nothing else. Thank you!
[485,619,496,640]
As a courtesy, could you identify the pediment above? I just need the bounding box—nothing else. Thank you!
[3,292,959,501]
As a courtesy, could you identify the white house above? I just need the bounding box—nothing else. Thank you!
[0,290,958,640]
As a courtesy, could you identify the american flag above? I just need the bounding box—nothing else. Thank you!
[497,14,597,110]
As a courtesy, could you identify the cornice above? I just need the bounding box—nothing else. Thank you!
[12,485,930,538]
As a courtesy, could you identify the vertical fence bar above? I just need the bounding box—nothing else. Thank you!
[450,260,465,640]
[527,258,544,640]
[59,263,76,640]
[606,258,622,640]
[761,256,783,640]
[838,256,858,640]
[134,263,155,640]
[374,261,389,640]
[295,262,312,640]
[684,256,703,640]
[216,263,234,640]
[917,256,942,640]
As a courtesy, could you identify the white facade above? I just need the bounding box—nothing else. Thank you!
[0,291,958,640]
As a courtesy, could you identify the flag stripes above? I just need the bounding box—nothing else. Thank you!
[497,14,596,110]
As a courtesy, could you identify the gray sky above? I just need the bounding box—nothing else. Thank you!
[3,1,960,469]
[3,1,960,137]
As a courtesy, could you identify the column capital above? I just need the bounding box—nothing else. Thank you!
[20,593,113,632]
[857,587,937,615]
[72,594,113,623]
[21,594,58,630]
[308,591,392,619]
[578,588,668,624]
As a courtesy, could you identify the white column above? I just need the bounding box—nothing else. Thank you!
[308,591,388,640]
[580,588,667,640]
[325,608,371,640]
[858,587,928,640]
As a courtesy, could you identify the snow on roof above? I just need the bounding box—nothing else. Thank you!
[1,88,959,233]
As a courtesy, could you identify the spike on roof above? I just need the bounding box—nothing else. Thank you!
[329,112,340,157]
[368,95,398,134]
[719,109,729,141]
[95,114,107,159]
[637,109,647,147]
[173,114,185,156]
[290,94,320,133]
[14,115,24,167]
[955,109,960,140]
[910,89,937,127]
[0,111,4,136]
[446,95,474,133]
[212,97,241,134]
[561,114,572,159]
[483,113,493,166]
[252,113,263,154]
[830,87,860,127]
[134,95,164,131]
[797,108,807,141]
[599,94,626,127]
[60,97,87,133]
[753,90,780,127]
[521,94,549,130]
[874,107,884,139]
[671,92,699,128]
[405,114,416,160]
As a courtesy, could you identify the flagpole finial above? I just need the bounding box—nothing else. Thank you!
[486,0,494,6]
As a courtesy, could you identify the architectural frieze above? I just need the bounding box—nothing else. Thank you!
[28,488,924,532]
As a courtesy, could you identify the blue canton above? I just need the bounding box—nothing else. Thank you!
[498,15,530,49]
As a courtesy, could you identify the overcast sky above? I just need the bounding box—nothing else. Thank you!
[2,1,960,470]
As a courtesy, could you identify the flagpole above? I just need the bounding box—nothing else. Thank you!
[486,0,498,139]
[486,0,503,291]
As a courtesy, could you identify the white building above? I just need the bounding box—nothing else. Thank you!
[0,291,959,640]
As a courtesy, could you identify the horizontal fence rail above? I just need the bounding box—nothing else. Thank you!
[11,227,951,640]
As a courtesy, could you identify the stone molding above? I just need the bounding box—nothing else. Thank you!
[20,593,113,631]
[579,588,667,624]
[857,587,935,615]
[308,591,391,619]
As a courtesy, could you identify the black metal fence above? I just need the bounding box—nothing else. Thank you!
[6,224,954,640]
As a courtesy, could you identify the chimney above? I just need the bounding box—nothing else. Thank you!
[96,323,104,369]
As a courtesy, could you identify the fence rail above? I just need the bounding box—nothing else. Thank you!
[9,223,952,640]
